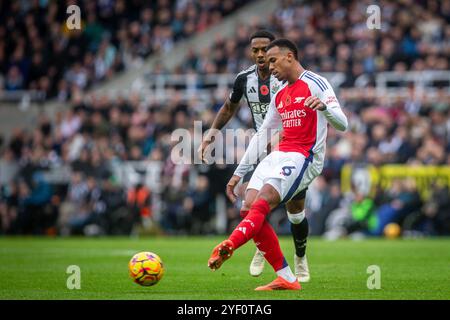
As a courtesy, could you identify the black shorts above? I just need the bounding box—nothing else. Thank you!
[291,187,308,201]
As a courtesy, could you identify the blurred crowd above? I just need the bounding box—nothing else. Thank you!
[4,0,450,97]
[177,0,450,87]
[1,87,449,237]
[0,0,251,98]
[306,86,450,239]
[0,0,449,237]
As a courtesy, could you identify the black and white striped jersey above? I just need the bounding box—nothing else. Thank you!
[229,65,283,130]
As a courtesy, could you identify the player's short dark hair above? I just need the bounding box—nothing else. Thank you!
[266,38,299,60]
[249,30,275,42]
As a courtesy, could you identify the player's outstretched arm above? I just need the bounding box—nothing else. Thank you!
[198,98,240,162]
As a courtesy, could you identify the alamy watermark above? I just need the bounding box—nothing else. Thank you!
[66,5,81,30]
[170,121,280,165]
[366,265,381,289]
[366,5,381,30]
[66,265,81,290]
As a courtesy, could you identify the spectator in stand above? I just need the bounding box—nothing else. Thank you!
[184,175,214,235]
[127,183,152,234]
[0,85,448,237]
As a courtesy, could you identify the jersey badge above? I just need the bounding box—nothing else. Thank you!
[294,97,305,104]
[271,84,280,94]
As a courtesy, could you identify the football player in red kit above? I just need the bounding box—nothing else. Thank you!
[208,39,348,290]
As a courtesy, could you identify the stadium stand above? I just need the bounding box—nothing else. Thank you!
[178,0,450,77]
[0,0,449,237]
[0,0,253,99]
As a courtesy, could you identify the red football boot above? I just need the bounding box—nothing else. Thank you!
[207,240,235,271]
[255,276,302,291]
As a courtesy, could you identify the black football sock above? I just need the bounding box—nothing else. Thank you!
[290,217,309,258]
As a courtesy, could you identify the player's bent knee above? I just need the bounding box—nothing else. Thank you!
[248,197,272,216]
[241,205,251,214]
[256,184,281,210]
[287,210,305,224]
[243,188,258,209]
[240,203,250,218]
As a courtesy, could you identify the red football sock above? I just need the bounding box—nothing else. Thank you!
[240,203,286,271]
[229,198,270,249]
[253,220,287,272]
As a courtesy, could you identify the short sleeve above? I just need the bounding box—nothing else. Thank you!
[229,74,246,103]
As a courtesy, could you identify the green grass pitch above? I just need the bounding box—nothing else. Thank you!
[0,236,449,300]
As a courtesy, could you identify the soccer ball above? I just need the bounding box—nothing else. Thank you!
[129,251,165,286]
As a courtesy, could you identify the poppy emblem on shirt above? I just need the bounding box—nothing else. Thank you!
[260,85,269,96]
[285,95,291,105]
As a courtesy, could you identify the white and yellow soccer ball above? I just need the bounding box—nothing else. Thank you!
[129,252,165,286]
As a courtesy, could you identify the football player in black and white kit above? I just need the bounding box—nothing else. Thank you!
[198,30,310,283]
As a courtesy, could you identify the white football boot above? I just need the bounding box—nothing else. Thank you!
[294,254,310,282]
[249,249,265,276]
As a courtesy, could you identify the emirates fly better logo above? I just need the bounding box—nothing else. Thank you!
[280,109,307,128]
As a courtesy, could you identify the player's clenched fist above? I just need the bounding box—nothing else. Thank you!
[226,175,241,203]
[304,96,327,111]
